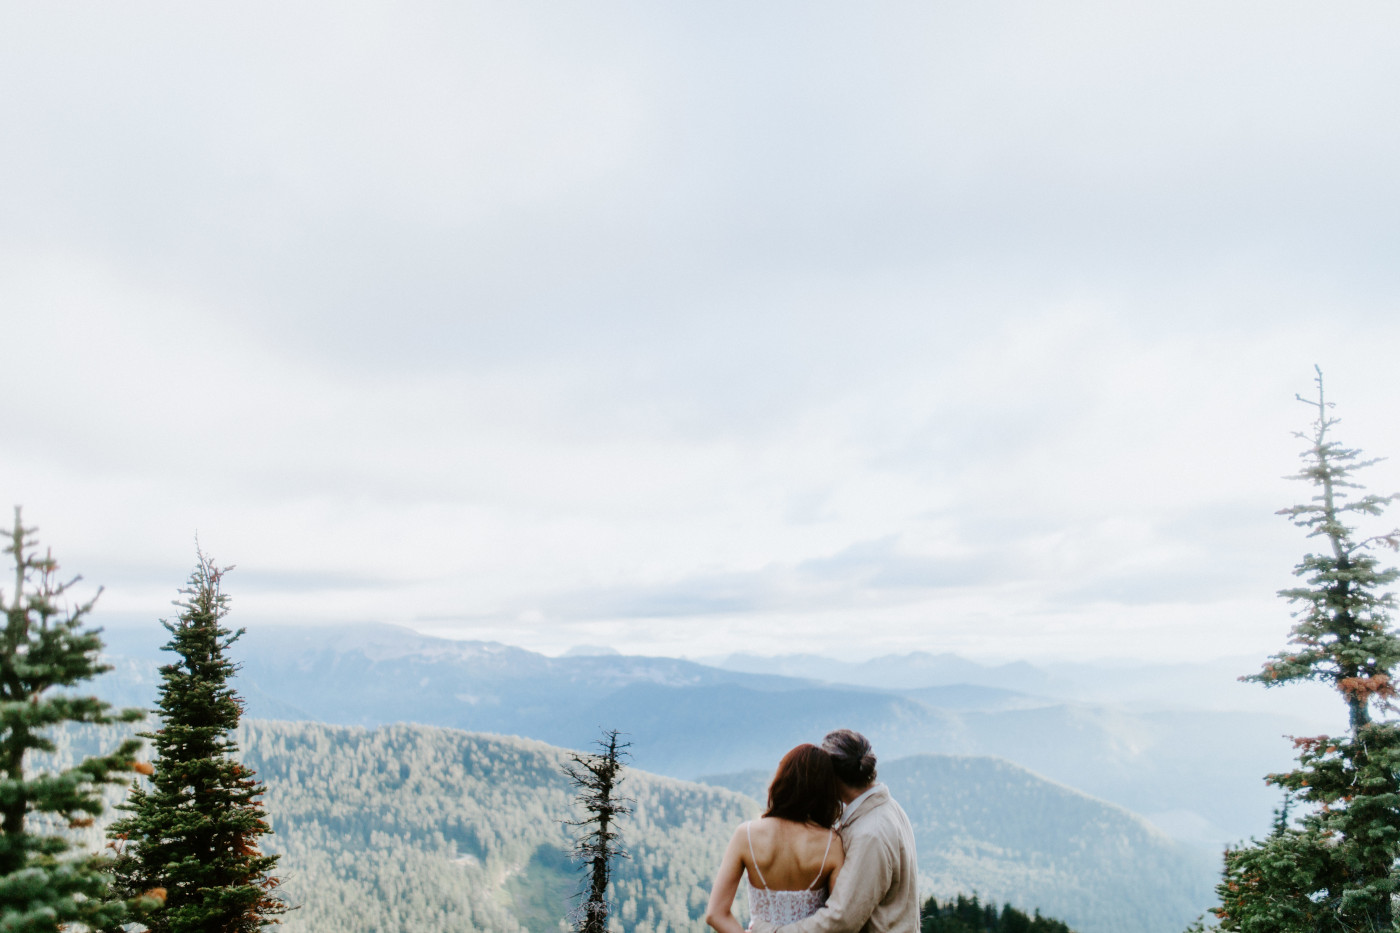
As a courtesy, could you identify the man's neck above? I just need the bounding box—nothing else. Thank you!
[839,782,875,805]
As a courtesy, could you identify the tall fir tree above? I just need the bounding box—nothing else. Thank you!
[0,508,158,931]
[106,552,285,932]
[563,730,630,933]
[1212,369,1400,932]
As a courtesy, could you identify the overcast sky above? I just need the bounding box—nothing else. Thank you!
[3,2,1399,663]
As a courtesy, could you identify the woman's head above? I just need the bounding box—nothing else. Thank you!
[822,729,876,789]
[764,744,840,828]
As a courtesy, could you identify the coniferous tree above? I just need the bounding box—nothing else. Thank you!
[106,552,285,932]
[919,893,1075,933]
[1212,369,1400,932]
[0,508,157,931]
[563,730,630,933]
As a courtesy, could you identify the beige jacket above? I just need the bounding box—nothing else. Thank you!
[752,784,919,933]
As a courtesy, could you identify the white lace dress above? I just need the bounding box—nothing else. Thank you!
[746,822,835,927]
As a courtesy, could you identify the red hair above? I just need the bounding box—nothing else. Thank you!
[764,744,840,827]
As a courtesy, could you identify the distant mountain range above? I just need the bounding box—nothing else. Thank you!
[94,621,1316,850]
[708,649,1338,728]
[48,719,1212,933]
[708,651,1055,693]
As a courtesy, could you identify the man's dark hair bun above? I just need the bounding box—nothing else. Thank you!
[822,728,876,787]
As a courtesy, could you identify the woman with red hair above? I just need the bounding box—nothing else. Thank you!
[705,744,846,933]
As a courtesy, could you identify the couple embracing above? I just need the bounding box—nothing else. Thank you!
[705,729,919,933]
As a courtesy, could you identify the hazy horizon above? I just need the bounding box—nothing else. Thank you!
[96,612,1291,666]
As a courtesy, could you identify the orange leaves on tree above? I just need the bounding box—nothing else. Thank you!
[1338,674,1396,705]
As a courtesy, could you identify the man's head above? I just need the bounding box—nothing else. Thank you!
[822,728,876,802]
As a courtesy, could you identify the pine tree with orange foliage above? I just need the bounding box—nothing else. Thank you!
[0,508,160,931]
[105,552,285,932]
[1213,369,1400,933]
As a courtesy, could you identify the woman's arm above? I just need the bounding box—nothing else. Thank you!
[704,826,750,933]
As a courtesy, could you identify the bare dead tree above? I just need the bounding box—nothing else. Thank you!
[563,730,631,933]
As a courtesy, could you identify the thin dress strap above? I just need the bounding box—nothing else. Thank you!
[807,829,835,890]
[745,822,768,889]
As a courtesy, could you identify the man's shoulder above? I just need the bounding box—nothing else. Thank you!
[845,790,907,836]
[879,793,912,823]
[876,794,915,833]
[847,793,913,854]
[853,787,902,818]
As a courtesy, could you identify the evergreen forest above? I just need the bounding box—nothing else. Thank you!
[48,717,1185,933]
[43,720,756,933]
[921,894,1074,933]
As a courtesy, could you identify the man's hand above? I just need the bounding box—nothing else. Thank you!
[749,920,779,933]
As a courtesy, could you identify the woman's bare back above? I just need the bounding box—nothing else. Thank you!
[742,816,844,891]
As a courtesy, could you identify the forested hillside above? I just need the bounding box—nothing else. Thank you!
[47,718,752,933]
[48,718,1210,933]
[237,721,752,933]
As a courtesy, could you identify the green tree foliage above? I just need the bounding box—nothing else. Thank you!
[1213,369,1400,933]
[105,553,284,932]
[55,715,1207,933]
[233,720,752,933]
[921,893,1075,933]
[0,509,154,932]
[564,730,630,933]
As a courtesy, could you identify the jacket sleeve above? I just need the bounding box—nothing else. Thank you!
[772,833,893,933]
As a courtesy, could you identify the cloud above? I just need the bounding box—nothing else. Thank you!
[519,535,1002,623]
[2,1,1400,663]
[796,536,999,591]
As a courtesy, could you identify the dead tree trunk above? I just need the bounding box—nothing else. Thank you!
[563,730,631,933]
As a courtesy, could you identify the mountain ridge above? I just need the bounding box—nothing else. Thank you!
[94,621,1303,847]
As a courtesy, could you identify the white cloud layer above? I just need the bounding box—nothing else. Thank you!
[2,2,1398,662]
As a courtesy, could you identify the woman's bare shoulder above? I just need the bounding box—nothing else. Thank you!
[786,820,840,851]
[724,819,755,849]
[749,815,789,834]
[749,816,840,847]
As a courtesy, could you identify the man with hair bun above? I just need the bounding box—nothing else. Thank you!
[750,729,918,933]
